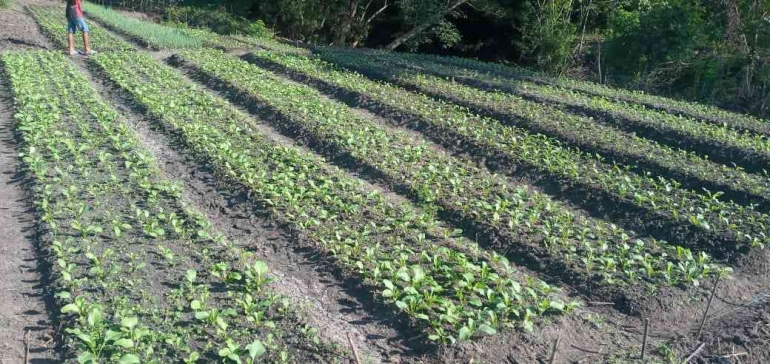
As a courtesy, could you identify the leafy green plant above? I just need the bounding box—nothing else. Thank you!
[93,50,571,343]
[2,50,336,362]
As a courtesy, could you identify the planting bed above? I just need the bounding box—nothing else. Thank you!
[246,50,770,264]
[82,2,252,50]
[306,50,770,208]
[334,49,770,175]
[172,49,728,299]
[92,51,573,347]
[406,50,770,137]
[1,2,768,362]
[3,50,344,363]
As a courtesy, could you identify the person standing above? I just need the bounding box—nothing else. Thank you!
[65,0,95,55]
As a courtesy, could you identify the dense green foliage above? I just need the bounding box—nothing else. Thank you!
[601,0,770,116]
[100,0,770,116]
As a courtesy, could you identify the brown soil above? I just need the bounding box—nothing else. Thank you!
[0,0,50,51]
[0,2,58,362]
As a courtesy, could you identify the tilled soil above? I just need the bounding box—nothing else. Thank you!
[0,1,50,52]
[0,2,58,362]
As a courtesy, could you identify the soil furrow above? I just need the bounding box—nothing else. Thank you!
[0,59,59,364]
[0,2,57,362]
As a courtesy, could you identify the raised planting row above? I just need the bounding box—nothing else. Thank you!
[248,50,770,256]
[82,2,248,50]
[232,36,311,56]
[380,49,770,137]
[27,4,133,52]
[3,50,335,363]
[300,50,770,208]
[173,48,727,296]
[339,49,770,174]
[90,50,572,344]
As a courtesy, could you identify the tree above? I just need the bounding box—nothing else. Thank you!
[517,0,577,74]
[333,0,390,46]
[385,0,470,50]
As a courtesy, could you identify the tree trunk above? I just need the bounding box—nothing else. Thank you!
[334,0,359,46]
[723,0,749,52]
[384,0,468,51]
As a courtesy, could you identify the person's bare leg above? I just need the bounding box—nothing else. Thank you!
[83,32,91,53]
[68,33,76,54]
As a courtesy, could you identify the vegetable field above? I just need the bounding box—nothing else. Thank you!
[1,1,768,363]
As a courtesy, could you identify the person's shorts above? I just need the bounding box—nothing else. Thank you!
[67,17,89,34]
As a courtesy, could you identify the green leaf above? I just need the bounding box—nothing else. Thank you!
[118,354,140,364]
[252,260,269,276]
[227,353,241,364]
[522,320,534,332]
[411,265,425,283]
[477,324,497,335]
[121,316,138,329]
[190,300,202,310]
[458,326,472,341]
[218,347,232,357]
[395,300,408,311]
[104,329,122,342]
[77,351,96,364]
[61,303,80,314]
[549,301,565,311]
[185,269,197,283]
[87,308,102,327]
[188,352,200,362]
[114,338,134,348]
[246,340,266,359]
[382,279,394,290]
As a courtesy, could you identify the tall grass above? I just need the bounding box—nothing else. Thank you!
[0,0,12,9]
[84,2,203,49]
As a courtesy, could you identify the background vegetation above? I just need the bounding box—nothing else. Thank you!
[94,0,770,117]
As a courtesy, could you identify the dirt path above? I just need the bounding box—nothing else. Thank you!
[0,2,58,363]
[0,0,51,51]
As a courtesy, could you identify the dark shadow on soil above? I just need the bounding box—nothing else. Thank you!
[1,37,48,49]
[0,62,62,362]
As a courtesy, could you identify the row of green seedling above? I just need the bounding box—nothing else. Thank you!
[173,48,728,299]
[3,50,330,363]
[91,50,571,344]
[27,5,134,51]
[371,48,770,137]
[339,49,770,174]
[82,2,249,50]
[307,49,770,209]
[265,49,769,255]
